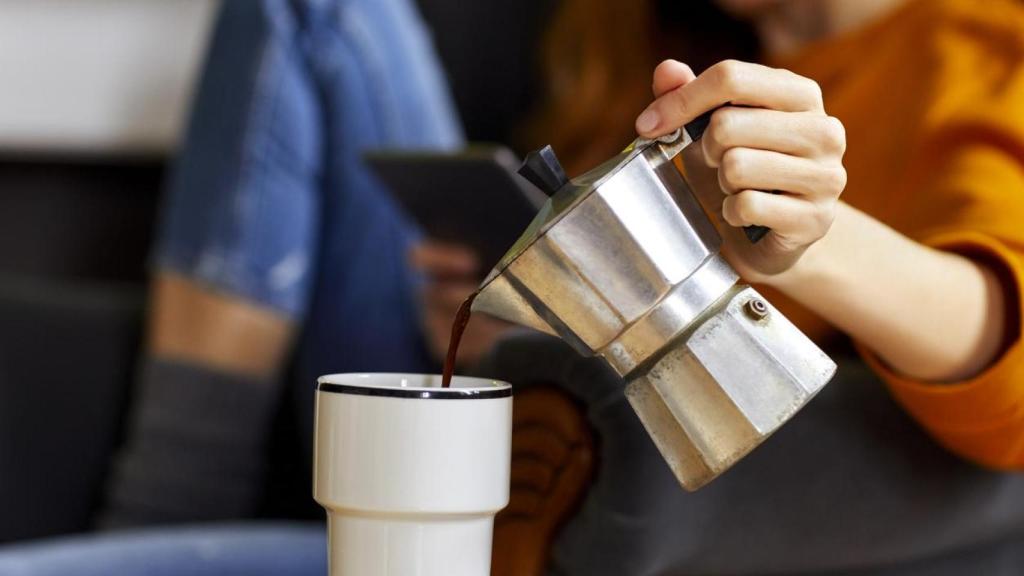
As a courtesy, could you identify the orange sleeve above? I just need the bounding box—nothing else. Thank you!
[861,141,1024,470]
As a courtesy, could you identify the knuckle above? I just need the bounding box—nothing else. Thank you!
[702,135,720,168]
[806,78,824,103]
[825,165,848,196]
[734,190,760,222]
[721,197,740,225]
[811,200,838,235]
[703,117,731,165]
[720,148,751,187]
[713,59,745,91]
[707,108,737,147]
[717,166,733,193]
[793,73,823,107]
[821,116,847,154]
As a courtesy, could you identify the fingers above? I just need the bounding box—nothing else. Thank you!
[640,59,845,278]
[716,147,847,199]
[701,107,846,167]
[721,190,836,244]
[636,60,825,138]
[408,241,478,278]
[652,59,696,98]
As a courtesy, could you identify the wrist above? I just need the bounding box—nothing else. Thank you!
[759,203,853,296]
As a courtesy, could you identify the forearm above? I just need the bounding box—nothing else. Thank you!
[768,202,1007,382]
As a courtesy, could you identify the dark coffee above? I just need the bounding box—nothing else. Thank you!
[441,290,479,388]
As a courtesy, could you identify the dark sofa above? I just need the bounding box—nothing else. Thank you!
[0,157,161,541]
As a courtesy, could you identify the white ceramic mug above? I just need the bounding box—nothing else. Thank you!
[313,373,512,576]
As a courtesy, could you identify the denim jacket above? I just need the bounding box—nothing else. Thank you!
[157,0,462,393]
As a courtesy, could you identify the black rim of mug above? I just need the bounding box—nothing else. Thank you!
[317,382,511,400]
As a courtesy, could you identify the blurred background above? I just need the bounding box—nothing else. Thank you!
[0,0,215,541]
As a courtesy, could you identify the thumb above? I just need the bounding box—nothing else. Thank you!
[652,59,697,97]
[638,60,697,135]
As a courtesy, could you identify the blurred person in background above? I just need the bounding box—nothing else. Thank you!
[0,0,465,571]
[95,0,471,528]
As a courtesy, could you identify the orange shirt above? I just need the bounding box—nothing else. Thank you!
[766,0,1024,469]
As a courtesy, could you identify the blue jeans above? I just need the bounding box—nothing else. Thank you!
[157,0,462,367]
[156,0,463,453]
[0,0,460,573]
[0,524,325,576]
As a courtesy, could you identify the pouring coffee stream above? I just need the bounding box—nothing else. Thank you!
[441,111,835,489]
[440,290,478,388]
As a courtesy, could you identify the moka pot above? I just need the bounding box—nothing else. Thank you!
[473,114,836,490]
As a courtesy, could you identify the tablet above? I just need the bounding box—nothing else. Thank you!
[365,146,546,276]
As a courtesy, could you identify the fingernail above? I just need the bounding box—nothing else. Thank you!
[636,109,660,133]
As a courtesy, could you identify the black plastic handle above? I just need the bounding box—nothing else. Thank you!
[518,145,569,197]
[684,108,771,244]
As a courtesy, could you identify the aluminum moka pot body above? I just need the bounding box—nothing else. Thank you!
[474,131,836,490]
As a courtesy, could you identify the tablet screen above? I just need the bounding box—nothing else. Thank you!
[366,146,545,277]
